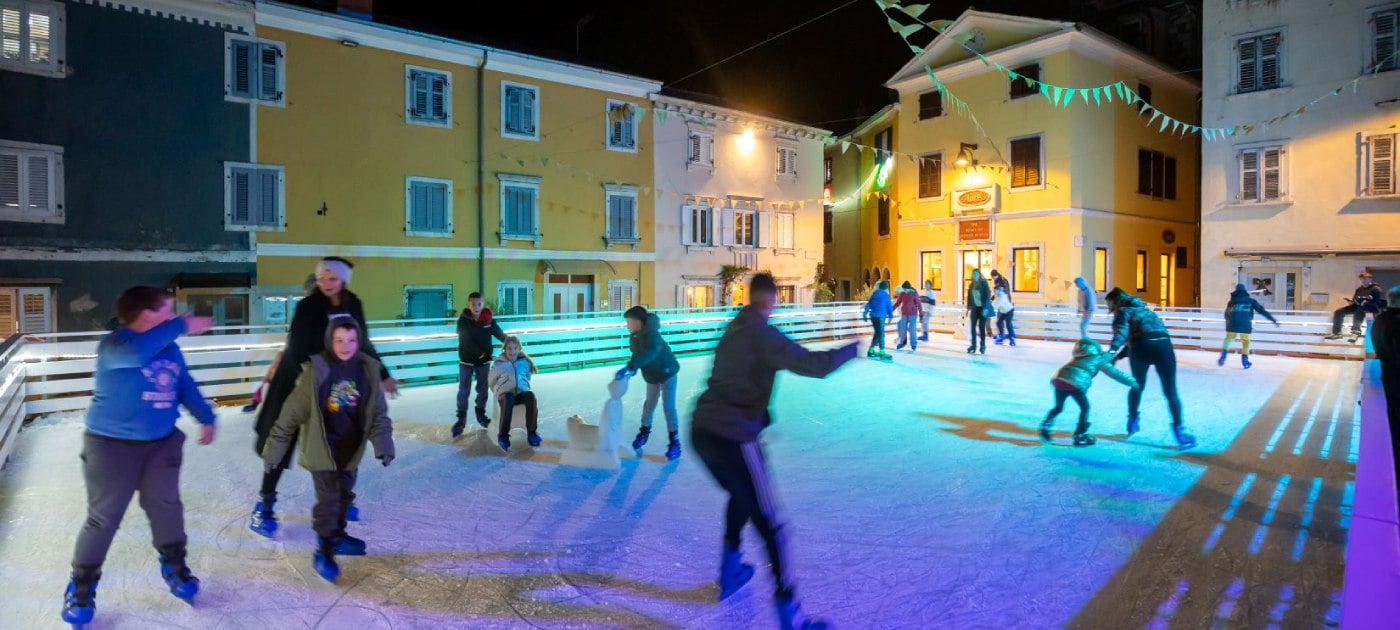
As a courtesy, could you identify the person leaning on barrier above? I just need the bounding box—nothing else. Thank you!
[1369,285,1400,499]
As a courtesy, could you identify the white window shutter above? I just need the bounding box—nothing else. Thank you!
[258,43,280,101]
[522,89,536,133]
[758,211,773,248]
[1,8,20,63]
[25,153,49,211]
[18,288,50,334]
[27,6,51,64]
[409,71,427,118]
[1262,148,1281,200]
[1239,151,1259,201]
[1370,134,1395,195]
[688,134,701,163]
[720,208,736,246]
[1376,11,1397,69]
[431,75,447,120]
[1238,38,1257,91]
[0,152,18,208]
[776,147,786,174]
[681,205,694,244]
[1259,34,1280,89]
[704,136,714,165]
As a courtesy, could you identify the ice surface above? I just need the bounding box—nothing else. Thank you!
[0,336,1358,629]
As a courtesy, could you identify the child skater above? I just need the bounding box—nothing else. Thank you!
[262,318,395,583]
[453,292,509,437]
[1219,283,1279,369]
[489,336,540,452]
[61,287,216,627]
[893,281,921,351]
[616,305,683,459]
[862,280,894,359]
[1039,337,1140,446]
[692,273,858,630]
[918,280,936,342]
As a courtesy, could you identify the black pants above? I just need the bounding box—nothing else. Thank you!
[310,468,358,541]
[996,310,1016,339]
[71,430,187,570]
[691,427,794,597]
[1383,364,1400,499]
[499,391,538,435]
[1332,304,1373,334]
[1045,385,1090,435]
[1127,337,1184,428]
[259,431,298,496]
[869,317,886,349]
[255,359,301,497]
[968,311,988,350]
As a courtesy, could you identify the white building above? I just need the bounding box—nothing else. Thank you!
[1201,0,1400,311]
[650,94,831,306]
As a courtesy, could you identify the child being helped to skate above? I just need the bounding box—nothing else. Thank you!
[489,336,540,452]
[1039,337,1141,446]
[262,318,395,583]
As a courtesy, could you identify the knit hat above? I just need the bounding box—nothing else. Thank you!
[1235,283,1247,292]
[315,257,353,285]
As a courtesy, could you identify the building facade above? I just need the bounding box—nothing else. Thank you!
[651,94,829,307]
[1200,0,1400,311]
[824,104,899,302]
[0,0,255,332]
[875,10,1200,306]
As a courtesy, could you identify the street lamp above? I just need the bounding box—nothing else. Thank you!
[954,142,978,168]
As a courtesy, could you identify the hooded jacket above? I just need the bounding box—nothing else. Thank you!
[863,288,894,319]
[262,321,394,472]
[1108,295,1170,352]
[693,306,857,443]
[490,351,535,396]
[1225,286,1278,334]
[1352,284,1386,312]
[86,318,215,441]
[1053,338,1138,392]
[626,313,680,384]
[893,288,921,316]
[967,278,991,314]
[457,308,508,366]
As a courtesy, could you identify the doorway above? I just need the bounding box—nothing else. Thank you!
[1238,269,1298,311]
[960,248,993,296]
[545,274,594,314]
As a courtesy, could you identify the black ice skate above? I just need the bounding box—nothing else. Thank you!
[1072,433,1097,446]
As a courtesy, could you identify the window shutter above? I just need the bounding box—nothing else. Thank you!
[1164,157,1177,200]
[18,289,49,334]
[431,74,446,120]
[258,169,278,225]
[1,8,20,62]
[0,290,14,336]
[231,40,253,97]
[1239,151,1259,201]
[409,182,427,230]
[1259,34,1280,89]
[1370,134,1395,195]
[758,211,773,248]
[776,147,786,174]
[27,7,51,64]
[522,89,535,134]
[1238,38,1257,92]
[433,183,448,230]
[1137,149,1152,195]
[623,197,635,238]
[0,152,18,208]
[23,153,48,211]
[1024,137,1040,186]
[231,167,252,224]
[1376,10,1397,70]
[688,134,701,162]
[258,44,280,101]
[681,206,694,244]
[720,208,736,246]
[505,88,521,132]
[408,71,427,119]
[1262,148,1281,200]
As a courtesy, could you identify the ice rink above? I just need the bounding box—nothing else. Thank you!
[0,335,1360,629]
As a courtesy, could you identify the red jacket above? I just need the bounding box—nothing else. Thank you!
[893,290,921,316]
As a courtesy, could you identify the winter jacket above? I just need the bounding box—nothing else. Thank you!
[262,351,394,472]
[920,289,937,309]
[86,318,215,441]
[1372,307,1400,369]
[1108,295,1171,352]
[456,308,508,366]
[1052,338,1138,392]
[893,289,921,317]
[967,279,991,314]
[1225,288,1278,334]
[1078,287,1097,317]
[992,276,1010,295]
[626,313,680,384]
[693,306,858,443]
[1352,284,1386,312]
[490,354,535,396]
[863,289,894,319]
[993,287,1015,315]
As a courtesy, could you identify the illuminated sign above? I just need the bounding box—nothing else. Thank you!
[952,184,999,214]
[958,218,992,242]
[875,157,894,189]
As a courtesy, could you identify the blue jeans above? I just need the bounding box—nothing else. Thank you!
[996,309,1016,339]
[897,315,918,347]
[641,374,680,433]
[456,363,490,420]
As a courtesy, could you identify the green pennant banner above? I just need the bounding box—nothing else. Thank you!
[1092,87,1103,106]
[1049,85,1063,105]
[930,19,954,31]
[1078,89,1090,104]
[900,3,930,19]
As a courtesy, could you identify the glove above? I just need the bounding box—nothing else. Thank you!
[379,454,394,467]
[614,367,635,381]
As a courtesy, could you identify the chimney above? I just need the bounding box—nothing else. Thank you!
[336,0,372,20]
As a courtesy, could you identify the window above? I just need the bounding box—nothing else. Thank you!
[735,209,757,247]
[688,130,714,169]
[404,286,452,320]
[1137,82,1153,106]
[496,281,533,316]
[608,280,638,311]
[683,204,713,246]
[1373,8,1398,72]
[1011,247,1041,293]
[877,195,890,236]
[684,284,715,308]
[775,212,795,249]
[1093,247,1109,292]
[188,293,249,327]
[1137,149,1177,199]
[1159,253,1173,306]
[0,286,52,333]
[918,152,943,199]
[1237,32,1281,93]
[1175,246,1188,268]
[1364,132,1396,196]
[1135,250,1148,292]
[874,128,892,162]
[405,65,451,127]
[1009,63,1040,99]
[1009,135,1042,188]
[920,251,943,291]
[405,177,452,236]
[0,139,62,223]
[502,81,539,139]
[918,90,943,120]
[961,249,993,293]
[224,162,284,231]
[777,285,796,304]
[1237,145,1285,202]
[824,157,833,185]
[776,145,799,178]
[823,206,833,244]
[225,34,284,105]
[498,174,540,240]
[0,0,62,76]
[606,100,638,151]
[605,185,639,243]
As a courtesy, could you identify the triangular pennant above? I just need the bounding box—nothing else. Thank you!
[930,19,954,31]
[1078,88,1090,104]
[841,140,850,153]
[657,109,667,125]
[1040,83,1053,101]
[516,159,526,167]
[1092,86,1103,106]
[952,32,977,44]
[1170,120,1180,135]
[1113,82,1126,101]
[1049,85,1063,105]
[1007,70,1021,82]
[1225,127,1237,136]
[1062,88,1077,108]
[541,156,550,167]
[900,4,930,19]
[1295,105,1307,115]
[1158,114,1170,132]
[909,43,924,54]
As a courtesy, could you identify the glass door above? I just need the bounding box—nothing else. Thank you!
[1238,270,1297,311]
[960,249,993,296]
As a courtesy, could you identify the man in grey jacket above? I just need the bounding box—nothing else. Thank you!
[692,273,857,630]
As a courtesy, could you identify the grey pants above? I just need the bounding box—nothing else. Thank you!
[641,375,680,433]
[71,429,187,569]
[311,468,358,540]
[456,363,491,420]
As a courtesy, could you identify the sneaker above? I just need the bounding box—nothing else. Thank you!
[497,434,511,452]
[1072,434,1097,446]
[527,432,542,448]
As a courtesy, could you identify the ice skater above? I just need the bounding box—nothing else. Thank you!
[893,281,921,351]
[615,305,683,459]
[261,318,395,584]
[918,280,936,342]
[1075,277,1096,337]
[244,275,317,413]
[1105,288,1197,449]
[61,287,216,627]
[250,257,396,537]
[862,280,894,360]
[490,336,540,451]
[990,269,1010,296]
[1219,283,1280,369]
[1324,272,1385,341]
[1039,337,1140,446]
[1370,285,1400,498]
[691,273,857,630]
[993,281,1016,346]
[453,292,508,437]
[966,269,992,354]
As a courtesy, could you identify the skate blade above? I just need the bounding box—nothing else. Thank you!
[718,565,755,601]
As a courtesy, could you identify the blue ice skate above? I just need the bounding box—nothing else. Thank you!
[665,432,682,460]
[333,534,367,556]
[1126,414,1141,437]
[718,547,754,601]
[249,493,278,537]
[528,432,543,448]
[61,571,99,629]
[158,544,199,602]
[775,593,830,630]
[632,425,651,452]
[1242,355,1252,369]
[313,548,340,583]
[346,502,360,522]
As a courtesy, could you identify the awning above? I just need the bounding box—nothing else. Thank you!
[538,260,621,278]
[167,272,253,289]
[0,277,61,285]
[1224,248,1400,259]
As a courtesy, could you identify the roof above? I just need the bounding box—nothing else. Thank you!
[652,89,832,140]
[841,103,899,141]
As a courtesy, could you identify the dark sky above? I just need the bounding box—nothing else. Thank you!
[306,0,1187,133]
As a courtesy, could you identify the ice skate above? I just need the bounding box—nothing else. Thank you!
[1323,332,1345,340]
[497,434,511,452]
[157,544,199,602]
[333,534,367,556]
[632,425,651,452]
[978,345,986,355]
[918,334,929,342]
[450,417,467,438]
[718,546,755,601]
[1039,421,1053,444]
[1126,414,1141,437]
[475,408,491,429]
[966,345,976,354]
[313,546,340,583]
[665,432,682,460]
[994,334,1005,345]
[346,503,360,522]
[527,432,542,448]
[1217,350,1227,366]
[775,593,830,630]
[896,341,906,350]
[60,569,99,629]
[1072,433,1097,447]
[1008,338,1016,347]
[249,493,278,538]
[1241,355,1252,369]
[1172,426,1197,450]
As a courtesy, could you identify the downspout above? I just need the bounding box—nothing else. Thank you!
[477,51,488,294]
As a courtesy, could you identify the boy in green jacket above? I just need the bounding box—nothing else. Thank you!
[263,318,395,583]
[1039,337,1140,446]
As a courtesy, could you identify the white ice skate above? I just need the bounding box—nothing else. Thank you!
[560,378,627,470]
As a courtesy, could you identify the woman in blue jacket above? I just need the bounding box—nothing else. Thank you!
[862,280,894,359]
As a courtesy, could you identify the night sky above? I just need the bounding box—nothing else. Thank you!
[298,0,1189,133]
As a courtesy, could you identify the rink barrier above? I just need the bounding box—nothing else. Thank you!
[1,302,1365,422]
[0,335,24,469]
[1341,358,1400,628]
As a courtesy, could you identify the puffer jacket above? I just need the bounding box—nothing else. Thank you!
[863,289,894,319]
[490,353,535,395]
[626,313,680,384]
[262,352,394,472]
[1109,295,1171,352]
[993,286,1015,315]
[1225,288,1277,334]
[893,289,921,316]
[457,308,507,366]
[1052,338,1138,392]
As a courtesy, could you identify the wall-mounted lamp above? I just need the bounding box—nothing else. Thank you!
[954,142,978,168]
[738,128,756,153]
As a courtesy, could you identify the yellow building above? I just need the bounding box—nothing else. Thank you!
[247,2,659,322]
[856,10,1200,307]
[824,104,899,300]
